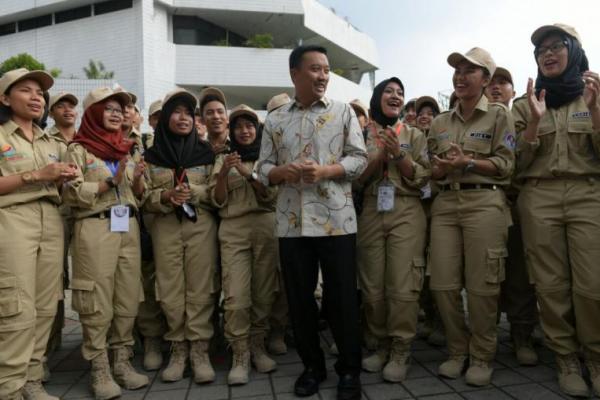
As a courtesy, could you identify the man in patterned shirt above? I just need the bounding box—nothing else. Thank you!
[258,45,368,400]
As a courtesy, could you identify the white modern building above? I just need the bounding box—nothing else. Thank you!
[0,0,379,116]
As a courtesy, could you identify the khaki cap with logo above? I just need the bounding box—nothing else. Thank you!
[148,99,162,116]
[349,98,369,119]
[416,96,440,114]
[531,23,581,46]
[199,87,227,111]
[83,87,131,110]
[112,85,137,105]
[492,67,513,85]
[267,93,291,112]
[0,68,54,95]
[229,104,259,123]
[447,47,496,77]
[162,88,197,109]
[49,91,78,109]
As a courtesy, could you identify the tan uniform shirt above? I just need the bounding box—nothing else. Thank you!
[257,97,368,237]
[428,95,515,186]
[362,120,431,197]
[143,163,213,214]
[209,156,276,218]
[0,120,64,208]
[46,125,74,217]
[512,95,600,179]
[63,143,141,218]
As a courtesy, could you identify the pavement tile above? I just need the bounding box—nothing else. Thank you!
[272,362,303,377]
[146,389,188,399]
[149,376,192,392]
[402,376,453,397]
[418,394,463,400]
[503,383,566,400]
[319,388,368,400]
[231,378,273,398]
[362,382,411,399]
[513,364,556,382]
[491,368,531,386]
[462,387,513,399]
[187,383,228,399]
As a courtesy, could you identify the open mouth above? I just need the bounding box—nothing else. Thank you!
[28,104,42,113]
[543,58,558,68]
[314,83,326,92]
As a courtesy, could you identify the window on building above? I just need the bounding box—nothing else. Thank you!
[94,0,133,16]
[18,14,52,32]
[173,15,245,46]
[55,6,92,24]
[0,22,16,37]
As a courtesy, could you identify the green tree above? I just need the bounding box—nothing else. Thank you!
[83,60,114,79]
[244,33,274,49]
[0,53,45,76]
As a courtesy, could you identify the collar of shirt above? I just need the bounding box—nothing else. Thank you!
[127,127,142,139]
[3,119,48,141]
[451,94,489,121]
[289,96,330,111]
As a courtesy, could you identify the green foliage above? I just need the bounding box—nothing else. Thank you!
[83,60,114,79]
[244,33,274,49]
[213,39,229,47]
[0,53,46,76]
[333,68,345,76]
[49,68,62,78]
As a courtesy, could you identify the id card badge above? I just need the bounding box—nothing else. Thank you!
[420,183,432,200]
[377,183,395,212]
[110,205,130,232]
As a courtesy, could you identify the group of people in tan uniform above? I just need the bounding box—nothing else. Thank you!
[0,22,599,400]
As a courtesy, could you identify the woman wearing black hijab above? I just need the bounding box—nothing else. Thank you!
[210,104,278,385]
[356,78,431,382]
[143,89,219,384]
[513,24,600,398]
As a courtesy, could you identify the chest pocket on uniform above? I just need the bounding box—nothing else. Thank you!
[149,167,172,188]
[567,119,594,156]
[463,132,493,156]
[0,150,35,177]
[186,166,208,186]
[227,174,245,192]
[536,120,556,155]
[84,160,109,183]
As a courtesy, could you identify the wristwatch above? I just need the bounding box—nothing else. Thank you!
[391,150,406,161]
[105,177,117,188]
[247,172,258,182]
[464,158,476,173]
[21,172,37,184]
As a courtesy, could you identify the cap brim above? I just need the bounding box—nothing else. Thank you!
[199,88,227,108]
[104,92,132,108]
[165,91,198,109]
[416,96,440,114]
[50,94,78,108]
[229,109,258,122]
[493,67,513,84]
[447,52,486,69]
[16,71,54,92]
[531,25,569,46]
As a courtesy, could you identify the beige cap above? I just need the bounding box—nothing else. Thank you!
[0,68,54,95]
[447,47,496,77]
[349,99,368,118]
[113,86,137,105]
[492,67,513,85]
[148,99,162,116]
[229,104,259,123]
[416,96,440,114]
[162,88,197,109]
[199,87,227,111]
[49,91,78,109]
[83,87,131,110]
[531,23,581,46]
[267,93,291,112]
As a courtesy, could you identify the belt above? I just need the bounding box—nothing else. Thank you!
[439,183,499,191]
[85,205,137,219]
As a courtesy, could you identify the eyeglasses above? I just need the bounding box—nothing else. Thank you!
[535,40,568,58]
[104,106,123,116]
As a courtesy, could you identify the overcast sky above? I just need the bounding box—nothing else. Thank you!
[320,0,600,106]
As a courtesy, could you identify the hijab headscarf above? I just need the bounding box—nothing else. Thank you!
[72,101,133,161]
[229,114,262,162]
[535,34,589,109]
[370,77,404,127]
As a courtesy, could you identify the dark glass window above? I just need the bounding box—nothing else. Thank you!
[0,22,16,37]
[173,15,244,46]
[94,0,133,16]
[18,14,52,32]
[55,6,92,24]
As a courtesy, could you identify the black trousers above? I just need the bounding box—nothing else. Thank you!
[279,235,361,377]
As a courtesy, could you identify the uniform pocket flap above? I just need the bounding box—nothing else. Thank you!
[0,276,17,289]
[487,248,508,259]
[412,256,426,267]
[70,279,95,291]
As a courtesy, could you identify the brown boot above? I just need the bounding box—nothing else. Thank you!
[90,352,121,400]
[112,347,149,390]
[250,335,277,373]
[190,340,215,383]
[438,355,467,379]
[511,324,538,366]
[585,355,600,397]
[382,340,410,382]
[161,341,189,382]
[267,328,287,355]
[228,340,250,385]
[361,339,390,372]
[465,356,493,386]
[143,336,163,371]
[22,380,58,400]
[555,353,589,397]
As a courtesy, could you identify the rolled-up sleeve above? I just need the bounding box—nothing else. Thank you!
[339,105,368,180]
[257,117,277,186]
[512,99,539,173]
[401,129,431,189]
[63,145,99,208]
[488,107,515,180]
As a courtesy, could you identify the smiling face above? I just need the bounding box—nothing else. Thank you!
[417,105,435,132]
[485,75,515,106]
[102,99,124,132]
[453,60,490,100]
[50,100,78,127]
[290,51,330,105]
[232,116,257,146]
[0,79,45,121]
[201,100,228,137]
[168,104,194,136]
[536,34,569,78]
[380,81,404,119]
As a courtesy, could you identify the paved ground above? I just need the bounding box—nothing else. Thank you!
[46,300,593,400]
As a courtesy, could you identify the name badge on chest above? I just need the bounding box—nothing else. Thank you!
[110,205,130,232]
[377,180,395,212]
